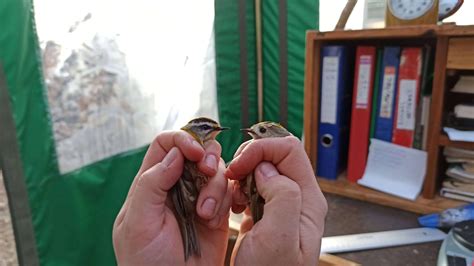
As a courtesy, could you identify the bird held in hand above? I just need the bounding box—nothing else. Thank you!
[239,121,292,223]
[171,117,229,261]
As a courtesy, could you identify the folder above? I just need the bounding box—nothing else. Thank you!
[347,46,377,182]
[369,48,384,139]
[317,45,354,180]
[392,47,423,147]
[374,47,400,142]
[414,45,434,150]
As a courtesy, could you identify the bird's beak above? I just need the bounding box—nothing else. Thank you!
[216,126,230,131]
[240,128,254,134]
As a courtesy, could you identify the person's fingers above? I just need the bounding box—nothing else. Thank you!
[123,147,184,233]
[227,140,252,215]
[233,140,252,159]
[197,159,228,220]
[252,162,301,241]
[196,140,222,177]
[116,131,205,226]
[140,131,204,174]
[207,182,233,229]
[239,208,254,234]
[225,136,326,230]
[226,136,304,182]
[231,180,248,213]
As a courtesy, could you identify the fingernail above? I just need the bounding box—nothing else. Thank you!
[205,155,217,170]
[192,139,202,149]
[162,147,178,167]
[258,162,278,180]
[201,198,217,217]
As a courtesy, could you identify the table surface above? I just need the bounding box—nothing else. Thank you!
[324,193,443,266]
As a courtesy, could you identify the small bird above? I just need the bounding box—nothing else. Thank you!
[239,121,292,223]
[171,117,229,261]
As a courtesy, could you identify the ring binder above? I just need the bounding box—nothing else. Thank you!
[317,45,354,180]
[321,134,333,148]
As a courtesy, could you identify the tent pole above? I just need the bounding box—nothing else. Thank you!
[255,0,263,121]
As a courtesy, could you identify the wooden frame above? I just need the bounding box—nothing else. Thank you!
[304,25,474,214]
[0,64,39,265]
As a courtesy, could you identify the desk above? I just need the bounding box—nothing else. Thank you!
[324,194,442,265]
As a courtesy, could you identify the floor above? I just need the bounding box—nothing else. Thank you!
[324,194,442,266]
[0,170,18,266]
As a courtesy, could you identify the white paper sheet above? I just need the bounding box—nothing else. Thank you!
[357,139,427,201]
[444,127,474,142]
[320,56,339,124]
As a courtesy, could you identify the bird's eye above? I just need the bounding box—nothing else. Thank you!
[201,125,212,130]
[259,127,267,134]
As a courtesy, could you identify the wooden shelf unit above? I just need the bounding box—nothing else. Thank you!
[317,174,462,214]
[304,25,474,214]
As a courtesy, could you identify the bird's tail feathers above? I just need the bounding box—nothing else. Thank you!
[183,220,200,260]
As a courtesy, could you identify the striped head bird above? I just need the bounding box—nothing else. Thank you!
[171,117,229,261]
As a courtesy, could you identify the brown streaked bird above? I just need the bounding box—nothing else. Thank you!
[171,117,229,261]
[239,121,292,223]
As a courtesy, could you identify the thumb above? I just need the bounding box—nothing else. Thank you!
[125,147,184,228]
[253,162,301,237]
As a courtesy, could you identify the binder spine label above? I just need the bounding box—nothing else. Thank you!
[396,80,417,130]
[379,67,396,118]
[356,55,372,108]
[321,56,339,124]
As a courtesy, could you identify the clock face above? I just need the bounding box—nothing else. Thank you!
[389,0,435,20]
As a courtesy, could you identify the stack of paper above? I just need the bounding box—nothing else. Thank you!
[357,139,427,200]
[441,179,474,202]
[454,104,474,120]
[445,76,474,141]
[444,127,474,143]
[452,76,474,94]
[441,147,474,202]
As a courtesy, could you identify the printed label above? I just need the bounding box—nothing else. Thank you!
[396,79,417,130]
[356,55,372,108]
[320,56,339,124]
[379,67,396,118]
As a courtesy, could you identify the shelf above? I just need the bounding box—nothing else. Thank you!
[308,25,439,41]
[317,174,465,214]
[307,25,474,42]
[439,134,474,149]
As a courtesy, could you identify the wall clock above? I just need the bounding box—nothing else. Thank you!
[386,0,439,27]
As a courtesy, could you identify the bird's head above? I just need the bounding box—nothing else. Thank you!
[241,121,292,139]
[181,117,229,145]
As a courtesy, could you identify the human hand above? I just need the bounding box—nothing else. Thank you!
[226,136,328,265]
[112,131,233,265]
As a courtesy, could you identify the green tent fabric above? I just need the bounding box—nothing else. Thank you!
[0,1,144,265]
[216,0,319,161]
[215,0,258,162]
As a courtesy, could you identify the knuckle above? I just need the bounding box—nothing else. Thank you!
[155,130,173,143]
[210,140,222,153]
[278,181,301,199]
[137,170,154,189]
[285,136,302,147]
[320,195,329,216]
[136,173,148,188]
